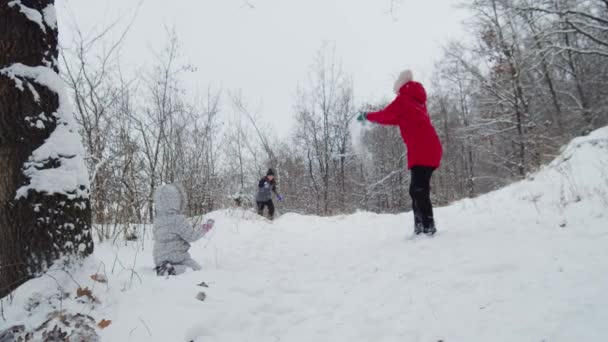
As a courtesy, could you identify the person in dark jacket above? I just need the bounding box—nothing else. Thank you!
[358,70,443,235]
[255,168,283,220]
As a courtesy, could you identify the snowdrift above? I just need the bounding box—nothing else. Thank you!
[1,127,607,341]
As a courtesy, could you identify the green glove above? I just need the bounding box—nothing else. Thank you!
[356,112,368,122]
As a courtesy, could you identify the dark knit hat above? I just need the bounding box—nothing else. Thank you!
[266,168,275,176]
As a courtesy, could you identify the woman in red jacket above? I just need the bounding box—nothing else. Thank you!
[358,70,443,235]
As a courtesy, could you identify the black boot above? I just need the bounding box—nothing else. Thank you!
[413,207,423,235]
[414,221,423,235]
[155,262,176,276]
[423,221,437,236]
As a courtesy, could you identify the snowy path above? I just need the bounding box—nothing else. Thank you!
[92,200,607,342]
[2,128,608,341]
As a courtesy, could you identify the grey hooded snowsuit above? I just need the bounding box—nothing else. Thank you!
[153,184,206,274]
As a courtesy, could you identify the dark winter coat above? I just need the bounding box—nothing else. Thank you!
[256,176,277,202]
[366,81,443,169]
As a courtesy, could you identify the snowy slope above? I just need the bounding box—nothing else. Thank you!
[2,127,608,341]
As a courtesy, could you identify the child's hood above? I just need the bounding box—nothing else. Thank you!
[399,81,427,104]
[393,69,427,104]
[154,184,188,215]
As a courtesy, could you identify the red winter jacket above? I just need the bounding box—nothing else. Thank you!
[366,81,442,169]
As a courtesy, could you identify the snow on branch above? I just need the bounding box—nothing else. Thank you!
[8,0,46,33]
[515,6,608,26]
[566,20,608,48]
[549,44,608,58]
[42,3,57,29]
[0,63,90,200]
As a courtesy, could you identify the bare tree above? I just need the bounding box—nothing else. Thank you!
[59,8,138,226]
[294,43,355,215]
[131,28,193,221]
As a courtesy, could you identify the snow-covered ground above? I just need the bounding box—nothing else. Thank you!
[2,128,608,341]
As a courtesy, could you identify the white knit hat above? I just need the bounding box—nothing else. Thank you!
[393,69,413,94]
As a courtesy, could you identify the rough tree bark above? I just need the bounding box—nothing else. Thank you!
[0,0,93,299]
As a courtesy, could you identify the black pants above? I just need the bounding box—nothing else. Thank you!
[410,166,435,228]
[257,200,275,220]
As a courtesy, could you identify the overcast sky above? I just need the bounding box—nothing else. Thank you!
[56,0,467,137]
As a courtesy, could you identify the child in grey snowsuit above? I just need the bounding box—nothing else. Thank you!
[256,168,282,220]
[153,184,214,276]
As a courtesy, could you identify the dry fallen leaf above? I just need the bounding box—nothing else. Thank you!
[98,319,112,329]
[90,273,108,283]
[76,287,92,298]
[76,287,100,303]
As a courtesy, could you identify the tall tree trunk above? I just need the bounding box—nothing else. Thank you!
[0,0,93,299]
[522,12,564,134]
[339,153,345,212]
[555,3,593,126]
[490,0,528,176]
[456,79,476,197]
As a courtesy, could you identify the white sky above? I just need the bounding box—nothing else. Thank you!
[56,0,467,137]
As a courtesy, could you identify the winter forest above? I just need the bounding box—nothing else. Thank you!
[51,0,608,223]
[1,0,608,341]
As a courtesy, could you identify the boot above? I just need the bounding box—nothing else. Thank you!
[414,212,423,235]
[155,262,176,276]
[414,222,423,235]
[423,221,437,236]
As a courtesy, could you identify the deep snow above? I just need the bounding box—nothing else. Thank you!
[1,128,608,341]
